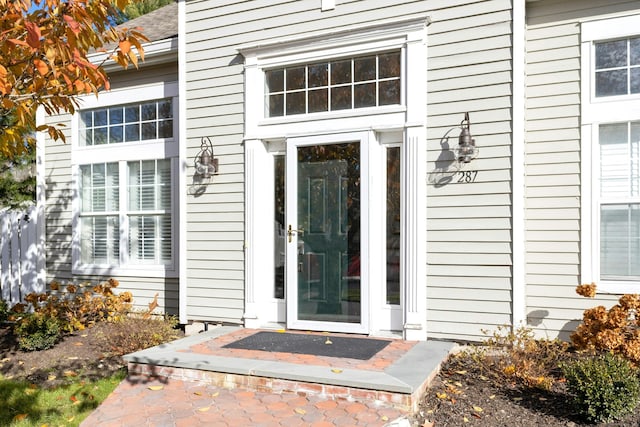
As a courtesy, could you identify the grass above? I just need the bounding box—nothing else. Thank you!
[0,369,126,427]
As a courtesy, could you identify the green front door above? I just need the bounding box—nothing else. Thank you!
[286,140,364,332]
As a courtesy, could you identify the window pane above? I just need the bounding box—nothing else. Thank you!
[125,106,139,122]
[632,67,640,94]
[158,120,173,138]
[379,80,401,105]
[158,100,172,119]
[354,56,375,82]
[286,67,305,91]
[600,123,629,198]
[109,107,123,125]
[125,124,140,141]
[109,126,123,143]
[285,91,305,115]
[142,122,156,140]
[265,69,284,92]
[331,60,351,85]
[274,155,285,299]
[308,63,328,88]
[268,94,284,117]
[386,147,401,305]
[331,86,351,110]
[308,89,328,113]
[596,40,627,69]
[379,52,401,78]
[141,103,156,121]
[596,69,627,97]
[94,127,108,145]
[94,109,107,126]
[354,83,375,108]
[601,204,640,278]
[80,215,119,265]
[80,111,92,127]
[631,37,640,65]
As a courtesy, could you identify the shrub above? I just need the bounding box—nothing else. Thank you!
[14,312,62,351]
[0,299,8,322]
[473,325,569,390]
[99,314,181,356]
[571,284,640,365]
[561,352,640,423]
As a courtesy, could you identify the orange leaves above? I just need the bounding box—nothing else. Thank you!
[34,59,48,76]
[119,39,131,55]
[24,21,41,49]
[576,283,597,298]
[63,14,81,35]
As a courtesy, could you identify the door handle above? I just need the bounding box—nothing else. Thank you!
[287,224,304,243]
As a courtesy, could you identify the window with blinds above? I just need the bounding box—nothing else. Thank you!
[79,159,173,266]
[599,121,640,279]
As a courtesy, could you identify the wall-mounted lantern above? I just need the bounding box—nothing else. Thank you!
[194,136,218,179]
[455,112,479,163]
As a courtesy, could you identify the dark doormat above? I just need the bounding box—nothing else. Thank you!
[223,331,390,360]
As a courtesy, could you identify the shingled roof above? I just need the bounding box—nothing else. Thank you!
[118,1,178,43]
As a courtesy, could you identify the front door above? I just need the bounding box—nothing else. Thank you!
[286,138,367,333]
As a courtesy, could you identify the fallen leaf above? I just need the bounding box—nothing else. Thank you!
[67,416,75,422]
[436,392,448,399]
[18,361,24,365]
[47,375,57,381]
[539,397,547,401]
[1,357,9,362]
[294,408,306,415]
[13,414,28,421]
[211,392,219,398]
[193,391,202,396]
[454,381,463,387]
[25,388,37,395]
[74,342,84,346]
[331,368,342,374]
[70,395,79,404]
[472,413,481,419]
[489,395,496,399]
[325,339,333,345]
[63,371,77,377]
[450,398,457,404]
[81,334,88,337]
[463,416,469,423]
[68,357,79,360]
[479,375,488,381]
[513,397,523,401]
[197,406,210,412]
[455,370,467,375]
[381,416,389,421]
[473,406,483,412]
[148,385,164,391]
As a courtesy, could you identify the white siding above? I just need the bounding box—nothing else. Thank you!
[524,0,638,339]
[426,0,514,341]
[43,64,180,315]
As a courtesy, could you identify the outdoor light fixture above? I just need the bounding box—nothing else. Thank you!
[455,112,479,163]
[194,136,218,179]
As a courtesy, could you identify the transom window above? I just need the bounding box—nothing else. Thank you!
[79,99,173,146]
[79,159,172,266]
[595,37,640,97]
[265,51,401,117]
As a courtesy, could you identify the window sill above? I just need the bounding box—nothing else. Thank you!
[597,281,640,295]
[72,265,178,279]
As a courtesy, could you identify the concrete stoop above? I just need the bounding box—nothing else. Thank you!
[124,326,456,412]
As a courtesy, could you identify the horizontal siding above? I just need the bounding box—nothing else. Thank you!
[426,0,513,340]
[523,0,640,339]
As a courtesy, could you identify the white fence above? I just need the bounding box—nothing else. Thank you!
[0,206,44,305]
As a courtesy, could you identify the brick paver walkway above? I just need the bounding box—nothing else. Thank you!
[83,375,408,426]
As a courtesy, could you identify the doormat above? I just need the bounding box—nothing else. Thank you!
[222,331,390,360]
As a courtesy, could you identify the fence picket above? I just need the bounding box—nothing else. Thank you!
[0,207,42,305]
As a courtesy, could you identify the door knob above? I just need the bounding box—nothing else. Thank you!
[287,224,304,242]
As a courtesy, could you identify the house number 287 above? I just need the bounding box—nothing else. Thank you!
[457,171,478,183]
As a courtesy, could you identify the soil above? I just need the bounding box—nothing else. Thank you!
[4,324,640,426]
[0,322,128,388]
[413,352,640,427]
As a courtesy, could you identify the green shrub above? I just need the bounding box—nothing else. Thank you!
[561,352,640,423]
[14,313,62,351]
[0,299,8,322]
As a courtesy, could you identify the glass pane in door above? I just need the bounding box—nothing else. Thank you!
[297,142,360,323]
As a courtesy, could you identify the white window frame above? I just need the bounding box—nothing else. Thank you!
[71,82,179,277]
[581,14,640,293]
